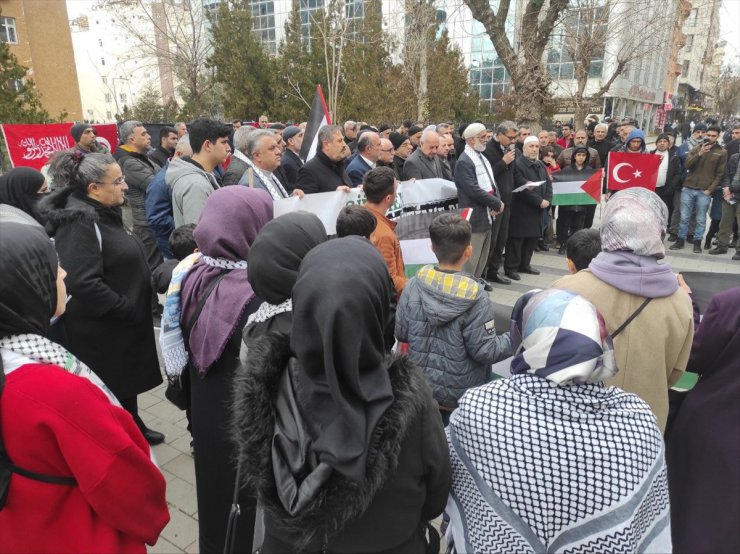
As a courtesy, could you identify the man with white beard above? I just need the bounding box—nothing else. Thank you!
[454,122,504,277]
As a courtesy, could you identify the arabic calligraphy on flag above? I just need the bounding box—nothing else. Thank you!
[606,151,661,191]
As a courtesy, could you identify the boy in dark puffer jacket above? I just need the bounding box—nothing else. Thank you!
[395,213,511,424]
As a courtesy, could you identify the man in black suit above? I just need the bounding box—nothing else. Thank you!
[297,125,353,194]
[280,126,304,193]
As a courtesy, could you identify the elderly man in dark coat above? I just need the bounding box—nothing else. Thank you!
[297,125,352,194]
[454,122,504,277]
[403,130,444,180]
[504,136,552,281]
[279,125,304,192]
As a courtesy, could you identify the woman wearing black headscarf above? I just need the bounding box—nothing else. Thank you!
[0,167,47,226]
[233,237,451,553]
[0,222,169,551]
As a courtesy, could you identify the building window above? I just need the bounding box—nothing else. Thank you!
[119,93,127,103]
[688,8,698,25]
[1,16,18,44]
[251,0,276,54]
[684,35,693,53]
[106,111,112,120]
[101,57,106,66]
[105,92,112,103]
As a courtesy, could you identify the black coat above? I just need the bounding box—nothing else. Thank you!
[482,137,515,204]
[454,151,503,233]
[510,156,552,238]
[233,334,451,554]
[392,155,406,180]
[40,191,162,400]
[222,156,248,186]
[281,149,304,193]
[148,146,172,168]
[298,150,352,194]
[650,149,682,197]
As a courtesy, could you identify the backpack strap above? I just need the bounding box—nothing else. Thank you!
[610,297,652,339]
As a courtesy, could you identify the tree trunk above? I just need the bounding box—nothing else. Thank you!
[574,104,590,131]
[510,66,548,127]
[417,43,428,122]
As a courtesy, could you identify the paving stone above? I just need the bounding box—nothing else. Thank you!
[147,536,183,554]
[163,453,197,486]
[151,442,183,466]
[166,477,199,516]
[159,507,199,551]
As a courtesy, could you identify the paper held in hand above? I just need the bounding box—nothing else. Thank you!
[512,181,545,193]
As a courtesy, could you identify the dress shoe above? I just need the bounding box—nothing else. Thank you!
[142,428,165,446]
[505,270,521,281]
[488,272,511,285]
[693,240,702,253]
[704,239,712,250]
[733,251,740,261]
[520,266,540,275]
[667,233,678,242]
[669,239,685,250]
[708,247,728,255]
[558,244,566,255]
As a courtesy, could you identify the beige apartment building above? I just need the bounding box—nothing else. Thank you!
[1,0,82,121]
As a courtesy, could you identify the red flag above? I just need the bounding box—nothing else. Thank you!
[606,151,661,191]
[0,123,118,170]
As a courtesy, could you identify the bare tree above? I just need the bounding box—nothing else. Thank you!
[462,0,569,126]
[713,64,740,121]
[102,0,215,117]
[549,0,684,129]
[399,0,437,121]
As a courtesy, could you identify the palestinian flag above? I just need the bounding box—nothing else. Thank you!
[550,168,602,206]
[300,85,331,162]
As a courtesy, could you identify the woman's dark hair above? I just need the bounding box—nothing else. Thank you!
[541,146,556,158]
[47,150,117,199]
[429,213,472,264]
[336,205,377,239]
[169,223,197,261]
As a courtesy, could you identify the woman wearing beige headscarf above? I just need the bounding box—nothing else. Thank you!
[552,187,694,431]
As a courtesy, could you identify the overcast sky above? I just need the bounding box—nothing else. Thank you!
[66,0,740,66]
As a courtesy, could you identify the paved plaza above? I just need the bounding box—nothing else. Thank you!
[144,232,738,553]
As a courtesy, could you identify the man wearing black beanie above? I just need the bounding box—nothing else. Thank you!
[389,132,411,179]
[70,123,103,153]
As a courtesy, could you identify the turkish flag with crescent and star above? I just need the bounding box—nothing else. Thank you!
[606,151,662,191]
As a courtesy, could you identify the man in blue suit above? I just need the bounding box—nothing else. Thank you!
[346,131,380,186]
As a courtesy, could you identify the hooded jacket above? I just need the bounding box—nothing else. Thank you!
[165,156,220,227]
[620,128,647,153]
[395,266,512,409]
[232,333,451,553]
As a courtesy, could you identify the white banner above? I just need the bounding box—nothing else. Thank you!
[273,178,459,265]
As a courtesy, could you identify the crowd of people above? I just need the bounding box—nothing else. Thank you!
[0,112,738,553]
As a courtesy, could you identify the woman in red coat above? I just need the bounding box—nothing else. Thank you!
[0,221,169,553]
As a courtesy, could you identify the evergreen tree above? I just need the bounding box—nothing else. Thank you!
[0,24,51,123]
[270,0,323,122]
[427,30,482,122]
[208,0,272,120]
[130,84,180,123]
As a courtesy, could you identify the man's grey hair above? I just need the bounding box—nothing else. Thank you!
[246,129,275,158]
[357,131,378,153]
[318,125,343,150]
[496,120,517,136]
[119,120,144,143]
[233,125,255,154]
[344,120,356,131]
[595,123,608,132]
[175,134,192,157]
[420,129,439,144]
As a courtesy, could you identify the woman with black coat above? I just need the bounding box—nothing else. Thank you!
[0,166,48,226]
[40,150,164,444]
[233,237,451,553]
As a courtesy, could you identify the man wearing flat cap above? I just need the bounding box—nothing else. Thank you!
[280,125,305,193]
[455,122,504,277]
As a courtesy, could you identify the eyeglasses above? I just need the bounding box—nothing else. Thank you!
[96,177,126,186]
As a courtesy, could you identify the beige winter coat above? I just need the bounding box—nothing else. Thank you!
[553,270,694,431]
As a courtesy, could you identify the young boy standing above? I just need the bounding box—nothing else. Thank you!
[395,213,512,424]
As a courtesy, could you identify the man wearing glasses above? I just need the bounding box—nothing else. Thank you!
[346,131,381,186]
[671,125,728,253]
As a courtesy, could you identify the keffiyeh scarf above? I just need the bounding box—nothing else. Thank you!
[0,334,118,405]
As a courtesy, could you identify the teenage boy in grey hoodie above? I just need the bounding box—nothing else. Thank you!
[166,118,231,227]
[395,213,512,424]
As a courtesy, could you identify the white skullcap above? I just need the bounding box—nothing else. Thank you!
[463,123,486,139]
[523,135,539,146]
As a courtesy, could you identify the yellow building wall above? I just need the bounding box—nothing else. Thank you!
[1,0,83,121]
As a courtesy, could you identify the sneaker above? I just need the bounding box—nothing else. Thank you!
[669,239,685,250]
[708,247,728,255]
